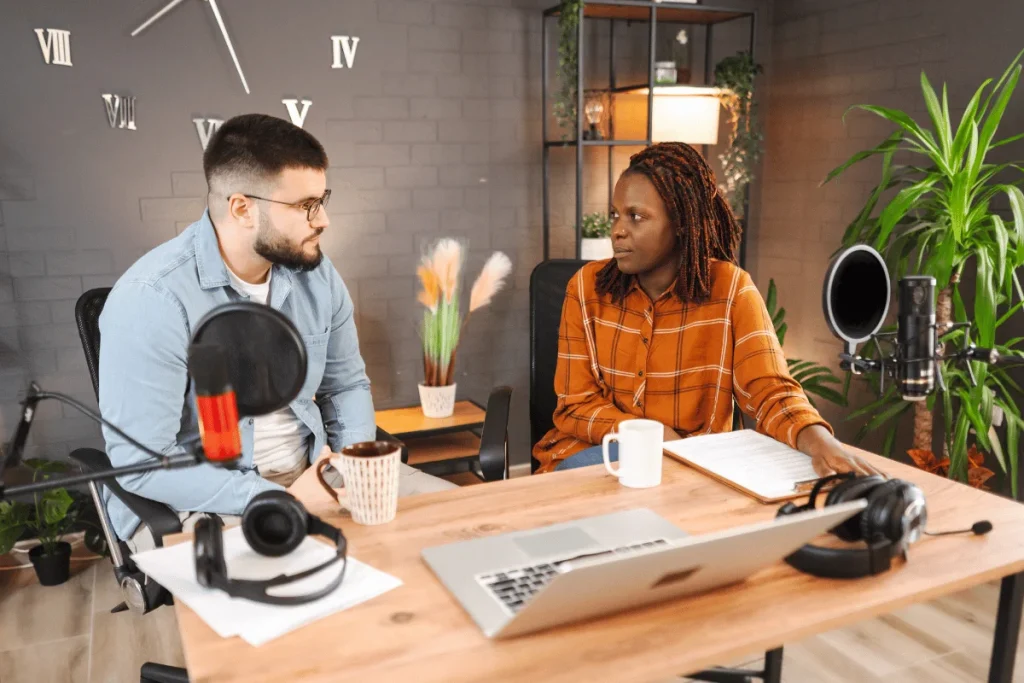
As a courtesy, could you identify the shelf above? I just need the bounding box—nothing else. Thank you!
[545,1,751,25]
[544,139,650,147]
[405,432,482,466]
[588,83,722,94]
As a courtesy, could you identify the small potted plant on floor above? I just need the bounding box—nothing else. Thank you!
[580,212,613,261]
[416,239,512,418]
[0,459,82,586]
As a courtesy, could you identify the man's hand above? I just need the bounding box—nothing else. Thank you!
[797,424,885,478]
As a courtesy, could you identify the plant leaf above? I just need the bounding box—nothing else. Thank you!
[978,62,1022,157]
[847,105,943,165]
[951,412,971,481]
[920,71,951,162]
[882,427,898,457]
[822,131,902,186]
[1006,184,1024,246]
[992,130,1024,149]
[39,488,74,527]
[992,215,1010,292]
[876,178,938,249]
[863,399,913,434]
[1007,410,1020,498]
[952,77,987,161]
[974,249,997,347]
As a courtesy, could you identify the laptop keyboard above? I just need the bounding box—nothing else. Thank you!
[477,538,672,614]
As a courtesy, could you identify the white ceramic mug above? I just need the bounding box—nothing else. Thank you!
[602,419,663,488]
[315,441,402,525]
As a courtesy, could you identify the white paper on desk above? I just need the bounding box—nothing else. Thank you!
[131,526,402,647]
[663,429,820,500]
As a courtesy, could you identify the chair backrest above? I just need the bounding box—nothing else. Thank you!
[75,288,111,401]
[529,259,586,471]
[528,260,743,472]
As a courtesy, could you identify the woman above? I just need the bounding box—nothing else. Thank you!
[533,142,879,477]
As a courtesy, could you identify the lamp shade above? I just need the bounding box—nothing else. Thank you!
[647,86,722,145]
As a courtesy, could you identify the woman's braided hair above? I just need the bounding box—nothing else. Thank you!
[596,142,742,304]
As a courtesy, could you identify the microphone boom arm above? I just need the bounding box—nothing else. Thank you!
[1,383,205,500]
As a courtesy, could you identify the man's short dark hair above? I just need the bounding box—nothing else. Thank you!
[203,113,328,189]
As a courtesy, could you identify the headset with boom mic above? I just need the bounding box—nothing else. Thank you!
[776,473,993,579]
[822,244,1003,400]
[1,301,350,608]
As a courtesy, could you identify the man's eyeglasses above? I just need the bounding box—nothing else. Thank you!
[237,189,331,222]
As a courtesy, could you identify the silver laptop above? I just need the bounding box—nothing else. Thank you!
[422,501,867,639]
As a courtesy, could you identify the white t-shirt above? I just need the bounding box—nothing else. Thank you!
[224,265,311,479]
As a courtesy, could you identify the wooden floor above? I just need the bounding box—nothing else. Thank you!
[1,556,1022,682]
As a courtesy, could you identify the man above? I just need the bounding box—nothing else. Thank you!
[99,114,453,551]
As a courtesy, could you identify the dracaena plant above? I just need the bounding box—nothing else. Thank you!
[823,49,1024,495]
[416,239,512,387]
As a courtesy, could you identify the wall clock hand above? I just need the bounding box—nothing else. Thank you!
[131,0,187,37]
[206,0,250,94]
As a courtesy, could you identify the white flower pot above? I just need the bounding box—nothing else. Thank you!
[581,237,613,261]
[418,383,457,418]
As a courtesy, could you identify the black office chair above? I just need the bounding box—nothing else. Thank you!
[69,288,424,683]
[528,260,782,683]
[474,386,513,482]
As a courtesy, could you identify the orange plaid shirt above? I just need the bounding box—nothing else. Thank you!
[532,259,832,473]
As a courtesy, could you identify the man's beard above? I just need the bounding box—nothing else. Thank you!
[253,212,323,272]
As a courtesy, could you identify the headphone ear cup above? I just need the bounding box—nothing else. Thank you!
[827,475,885,542]
[243,491,310,557]
[193,515,226,588]
[862,480,908,544]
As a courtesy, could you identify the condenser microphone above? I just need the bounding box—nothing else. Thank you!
[188,343,243,464]
[823,245,1002,400]
[896,276,937,401]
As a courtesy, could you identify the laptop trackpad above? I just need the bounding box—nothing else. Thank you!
[514,527,598,559]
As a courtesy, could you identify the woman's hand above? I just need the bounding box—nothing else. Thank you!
[663,425,682,442]
[796,425,885,478]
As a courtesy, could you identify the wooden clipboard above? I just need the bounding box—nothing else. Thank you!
[662,448,831,504]
[661,431,844,504]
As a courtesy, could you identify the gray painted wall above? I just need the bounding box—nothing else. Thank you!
[0,0,771,469]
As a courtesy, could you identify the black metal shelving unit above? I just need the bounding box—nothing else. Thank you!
[541,0,757,266]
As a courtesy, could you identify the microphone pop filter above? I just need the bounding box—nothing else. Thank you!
[823,244,891,346]
[189,302,307,417]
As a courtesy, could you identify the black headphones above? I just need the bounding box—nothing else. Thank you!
[776,473,993,579]
[193,490,348,605]
[776,473,927,578]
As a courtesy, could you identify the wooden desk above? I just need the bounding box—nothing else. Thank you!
[172,452,1024,683]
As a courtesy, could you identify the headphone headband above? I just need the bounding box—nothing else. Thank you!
[193,493,349,606]
[776,474,923,580]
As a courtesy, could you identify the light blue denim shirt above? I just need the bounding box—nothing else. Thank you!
[98,210,376,540]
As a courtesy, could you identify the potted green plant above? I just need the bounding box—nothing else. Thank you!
[553,0,584,139]
[580,212,613,261]
[0,459,82,586]
[416,239,512,417]
[714,51,764,219]
[823,49,1024,494]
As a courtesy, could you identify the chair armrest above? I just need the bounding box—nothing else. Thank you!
[69,448,183,547]
[477,386,513,482]
[376,427,409,464]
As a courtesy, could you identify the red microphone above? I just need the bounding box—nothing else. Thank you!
[188,344,242,464]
